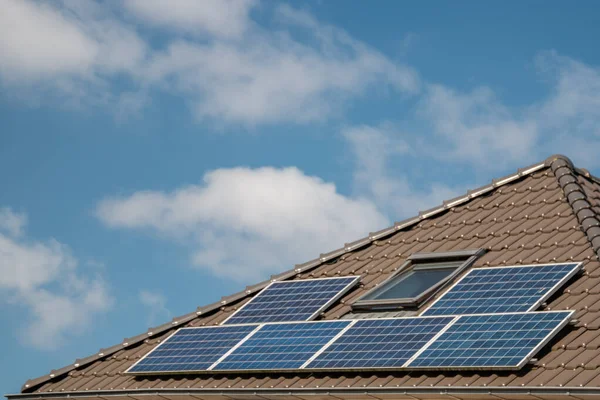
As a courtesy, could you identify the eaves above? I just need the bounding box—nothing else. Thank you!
[7,386,600,400]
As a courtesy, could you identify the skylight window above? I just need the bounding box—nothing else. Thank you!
[353,249,485,310]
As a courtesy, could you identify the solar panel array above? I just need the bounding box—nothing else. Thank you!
[408,311,573,369]
[214,321,350,371]
[127,325,258,373]
[307,317,453,370]
[127,311,573,373]
[127,263,579,374]
[223,276,359,325]
[422,263,581,316]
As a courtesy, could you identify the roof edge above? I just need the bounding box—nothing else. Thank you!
[7,386,600,399]
[21,155,560,393]
[548,155,600,261]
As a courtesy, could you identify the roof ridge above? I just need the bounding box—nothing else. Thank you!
[549,155,600,260]
[20,155,560,393]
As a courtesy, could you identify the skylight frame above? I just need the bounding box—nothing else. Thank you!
[351,249,486,311]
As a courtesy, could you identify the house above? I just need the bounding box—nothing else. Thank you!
[8,154,600,400]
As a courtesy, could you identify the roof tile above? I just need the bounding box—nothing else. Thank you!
[564,367,600,387]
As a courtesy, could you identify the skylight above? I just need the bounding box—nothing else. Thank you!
[352,249,485,310]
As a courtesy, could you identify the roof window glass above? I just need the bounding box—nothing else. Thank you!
[353,249,484,310]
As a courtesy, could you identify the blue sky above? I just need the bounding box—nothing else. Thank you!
[2,0,600,395]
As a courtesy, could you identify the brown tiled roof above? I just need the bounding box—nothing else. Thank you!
[10,154,600,400]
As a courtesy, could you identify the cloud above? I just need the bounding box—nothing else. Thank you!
[0,0,146,107]
[417,85,538,166]
[1,0,418,124]
[398,32,418,55]
[96,167,388,281]
[139,4,419,125]
[536,51,600,133]
[0,0,146,79]
[343,125,462,218]
[123,0,256,39]
[0,0,97,82]
[532,51,600,166]
[409,52,600,168]
[3,0,600,163]
[0,207,27,237]
[0,207,112,350]
[139,290,170,325]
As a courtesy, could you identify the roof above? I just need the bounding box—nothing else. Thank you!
[8,154,600,400]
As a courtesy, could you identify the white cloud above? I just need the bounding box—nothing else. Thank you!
[0,0,97,82]
[532,51,600,167]
[124,0,256,39]
[145,39,416,124]
[0,0,145,106]
[343,125,462,218]
[139,290,170,325]
[417,85,538,166]
[0,207,112,350]
[140,4,418,125]
[0,0,146,80]
[96,167,388,281]
[409,52,600,168]
[0,207,27,237]
[4,1,600,169]
[536,51,600,133]
[0,0,418,123]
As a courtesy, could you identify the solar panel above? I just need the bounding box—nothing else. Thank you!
[212,320,351,371]
[126,325,257,373]
[222,276,359,325]
[306,316,454,370]
[127,312,573,374]
[422,263,581,316]
[407,311,573,369]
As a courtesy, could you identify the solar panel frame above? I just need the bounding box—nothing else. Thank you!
[421,262,582,316]
[221,276,360,325]
[125,324,260,374]
[212,320,353,372]
[405,310,574,371]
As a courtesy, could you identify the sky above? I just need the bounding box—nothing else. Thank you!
[2,0,600,395]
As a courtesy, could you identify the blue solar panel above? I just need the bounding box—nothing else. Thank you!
[213,320,351,371]
[422,263,581,316]
[126,325,257,373]
[306,317,454,370]
[222,276,359,325]
[407,311,573,369]
[128,313,573,374]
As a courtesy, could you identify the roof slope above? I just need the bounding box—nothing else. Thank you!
[11,155,600,399]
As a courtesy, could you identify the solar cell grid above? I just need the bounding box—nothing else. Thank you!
[212,320,351,371]
[407,311,573,369]
[307,317,454,370]
[422,263,580,316]
[223,276,359,325]
[126,325,258,373]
